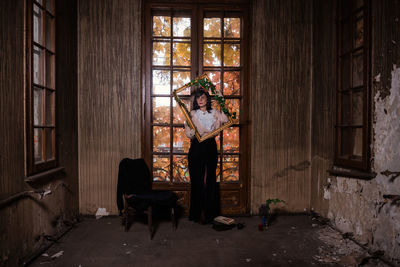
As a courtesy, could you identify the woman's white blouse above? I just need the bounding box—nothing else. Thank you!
[194,109,216,132]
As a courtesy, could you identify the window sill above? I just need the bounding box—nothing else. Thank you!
[25,167,65,184]
[328,167,376,180]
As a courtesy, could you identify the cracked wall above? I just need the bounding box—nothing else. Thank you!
[325,62,400,264]
[312,0,400,264]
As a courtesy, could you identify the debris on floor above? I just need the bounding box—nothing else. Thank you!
[39,251,64,265]
[51,251,64,259]
[315,226,388,266]
[95,208,109,219]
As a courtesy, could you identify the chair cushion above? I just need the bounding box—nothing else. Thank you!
[126,190,177,212]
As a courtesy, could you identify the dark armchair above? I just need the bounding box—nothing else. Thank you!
[117,158,177,239]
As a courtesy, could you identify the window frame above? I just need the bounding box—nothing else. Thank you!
[26,0,58,176]
[143,3,248,184]
[335,0,372,172]
[142,1,251,215]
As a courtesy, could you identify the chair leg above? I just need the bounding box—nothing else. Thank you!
[148,205,153,240]
[123,195,129,232]
[171,206,176,230]
[124,210,128,232]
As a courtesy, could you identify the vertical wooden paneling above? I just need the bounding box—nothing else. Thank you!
[250,0,313,213]
[371,0,400,99]
[0,0,25,199]
[0,0,79,265]
[0,1,27,264]
[310,0,336,215]
[57,0,80,219]
[78,0,142,215]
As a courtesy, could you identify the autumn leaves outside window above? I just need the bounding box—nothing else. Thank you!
[150,11,242,183]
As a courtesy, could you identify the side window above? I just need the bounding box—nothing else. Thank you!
[27,0,57,175]
[335,0,371,171]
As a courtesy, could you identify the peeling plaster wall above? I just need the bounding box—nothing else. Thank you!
[312,0,400,263]
[374,66,400,176]
[326,49,400,267]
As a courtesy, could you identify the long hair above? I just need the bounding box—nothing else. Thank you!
[192,88,212,112]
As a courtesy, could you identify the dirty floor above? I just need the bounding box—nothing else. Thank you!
[29,215,387,267]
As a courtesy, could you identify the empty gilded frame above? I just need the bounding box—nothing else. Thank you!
[173,74,236,142]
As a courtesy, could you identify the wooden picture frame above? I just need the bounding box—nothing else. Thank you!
[173,74,237,142]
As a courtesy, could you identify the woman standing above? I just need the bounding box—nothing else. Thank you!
[185,88,228,224]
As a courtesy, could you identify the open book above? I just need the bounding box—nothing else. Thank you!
[214,216,235,225]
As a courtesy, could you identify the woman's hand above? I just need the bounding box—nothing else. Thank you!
[185,122,196,138]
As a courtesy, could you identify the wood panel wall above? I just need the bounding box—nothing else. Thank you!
[78,0,142,215]
[0,1,36,265]
[310,0,336,215]
[371,0,400,99]
[250,0,313,213]
[0,0,79,265]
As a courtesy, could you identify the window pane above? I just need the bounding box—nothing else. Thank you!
[340,55,350,90]
[45,128,54,160]
[226,99,240,121]
[354,18,364,48]
[46,0,55,15]
[153,97,170,124]
[339,128,351,158]
[173,98,190,124]
[45,90,54,125]
[352,91,363,125]
[340,128,363,160]
[215,133,221,152]
[204,71,221,91]
[173,71,191,94]
[152,70,170,94]
[216,159,221,182]
[204,18,221,38]
[352,52,364,87]
[173,42,191,66]
[173,127,190,153]
[153,42,171,66]
[34,128,43,162]
[224,44,240,67]
[33,46,44,85]
[340,92,351,124]
[46,52,55,89]
[153,126,170,152]
[45,15,55,51]
[33,4,43,45]
[224,18,240,38]
[203,44,221,66]
[173,17,191,37]
[33,87,44,125]
[223,71,240,95]
[173,155,189,182]
[153,16,171,37]
[223,127,239,153]
[222,155,239,182]
[352,128,363,158]
[153,155,170,182]
[341,20,352,53]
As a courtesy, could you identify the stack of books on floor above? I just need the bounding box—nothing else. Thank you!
[212,216,236,231]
